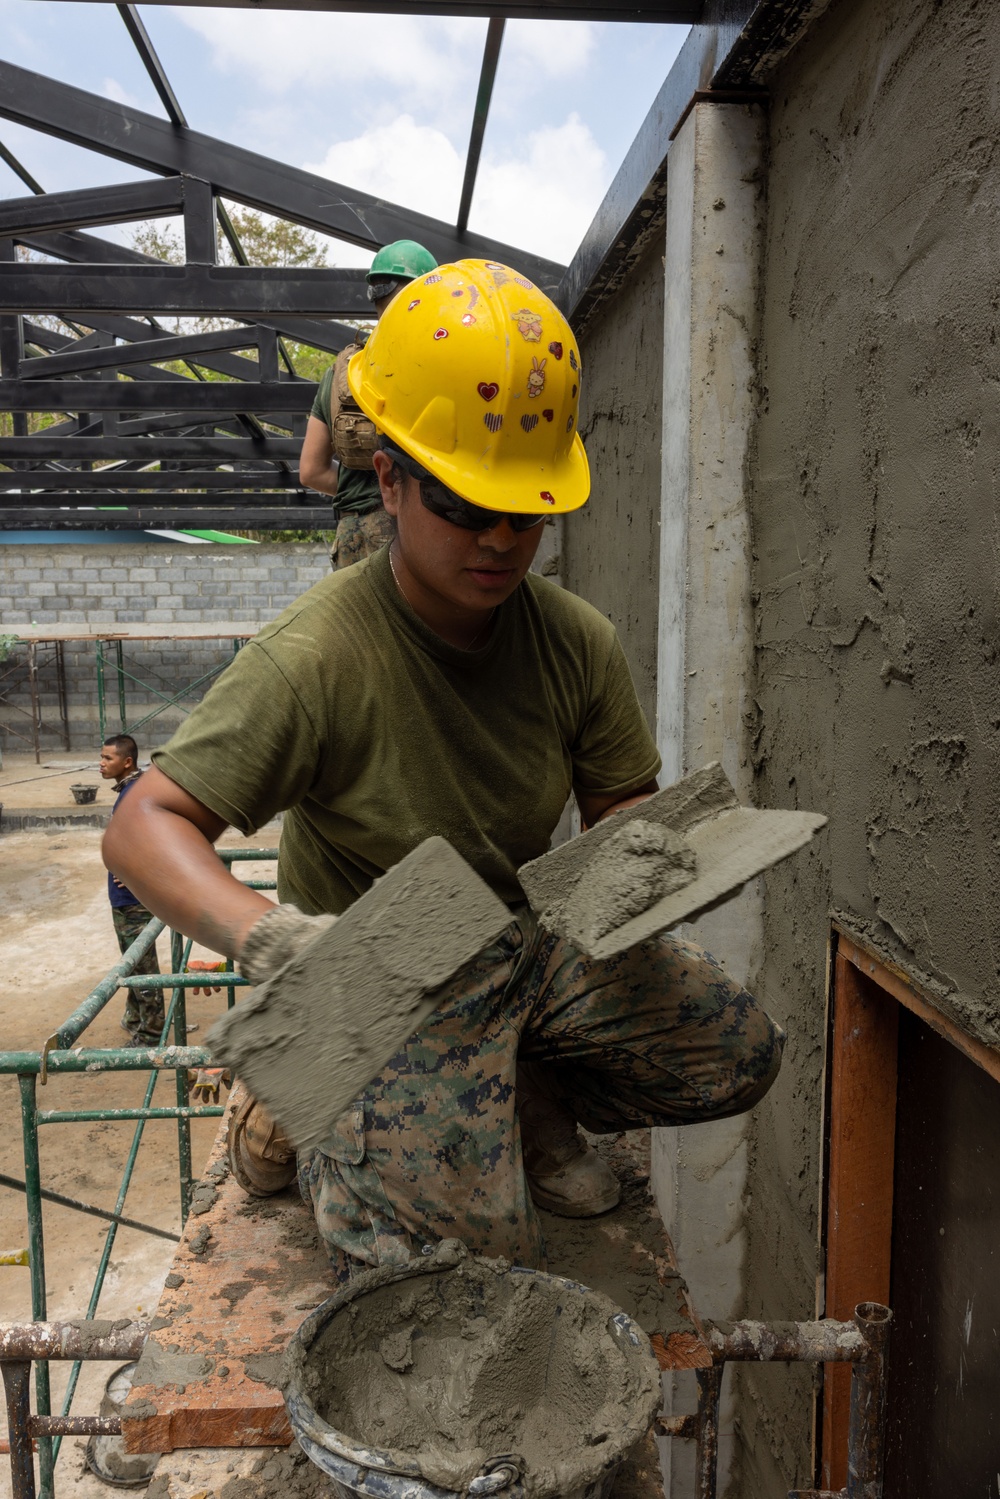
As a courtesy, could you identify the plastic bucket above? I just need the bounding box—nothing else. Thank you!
[84,1362,159,1488]
[284,1240,661,1499]
[70,784,98,805]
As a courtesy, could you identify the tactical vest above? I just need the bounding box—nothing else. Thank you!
[329,337,378,471]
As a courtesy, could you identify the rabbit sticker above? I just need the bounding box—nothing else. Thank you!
[527,357,547,398]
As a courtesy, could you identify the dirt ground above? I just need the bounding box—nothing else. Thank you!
[0,752,111,810]
[0,765,279,1499]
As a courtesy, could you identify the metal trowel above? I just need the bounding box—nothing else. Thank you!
[518,762,827,960]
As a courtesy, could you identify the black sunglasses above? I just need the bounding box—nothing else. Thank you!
[383,444,547,534]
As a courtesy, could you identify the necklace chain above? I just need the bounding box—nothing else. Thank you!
[388,548,495,652]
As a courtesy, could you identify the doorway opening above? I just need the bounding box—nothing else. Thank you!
[821,923,1000,1495]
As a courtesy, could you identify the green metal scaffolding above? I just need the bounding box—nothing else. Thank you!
[0,846,277,1499]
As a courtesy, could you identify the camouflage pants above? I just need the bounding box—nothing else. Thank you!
[112,904,164,1044]
[329,507,394,570]
[300,918,784,1281]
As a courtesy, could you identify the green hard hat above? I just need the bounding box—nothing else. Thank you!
[367,239,438,283]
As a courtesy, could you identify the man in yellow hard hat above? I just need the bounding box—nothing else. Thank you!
[298,239,438,570]
[104,261,783,1277]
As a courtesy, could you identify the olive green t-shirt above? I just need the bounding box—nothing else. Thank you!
[153,548,661,914]
[311,364,382,516]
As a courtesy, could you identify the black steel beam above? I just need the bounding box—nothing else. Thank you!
[0,379,315,411]
[0,471,296,490]
[5,492,308,507]
[0,262,370,317]
[457,18,504,235]
[116,3,187,126]
[0,507,335,529]
[0,137,44,195]
[0,176,186,238]
[0,60,564,288]
[20,327,280,378]
[0,436,300,459]
[17,231,362,353]
[45,0,702,16]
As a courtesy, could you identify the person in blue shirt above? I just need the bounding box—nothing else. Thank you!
[99,735,164,1046]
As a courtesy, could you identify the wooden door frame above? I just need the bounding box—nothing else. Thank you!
[820,921,1000,1491]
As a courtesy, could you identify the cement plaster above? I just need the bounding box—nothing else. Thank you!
[568,233,665,729]
[299,1245,661,1495]
[738,0,1000,1492]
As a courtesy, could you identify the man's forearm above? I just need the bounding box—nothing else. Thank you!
[103,769,272,959]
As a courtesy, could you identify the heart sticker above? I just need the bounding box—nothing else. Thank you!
[520,414,539,434]
[407,299,421,311]
[539,491,556,505]
[433,328,449,340]
[484,412,503,432]
[477,382,499,401]
[461,313,477,326]
[548,342,563,360]
[542,409,554,422]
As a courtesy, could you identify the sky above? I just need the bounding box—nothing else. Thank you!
[0,2,689,270]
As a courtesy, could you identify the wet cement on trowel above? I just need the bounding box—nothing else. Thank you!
[561,820,697,951]
[208,837,511,1152]
[299,1247,659,1495]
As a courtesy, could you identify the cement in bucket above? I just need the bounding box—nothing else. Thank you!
[284,1239,661,1499]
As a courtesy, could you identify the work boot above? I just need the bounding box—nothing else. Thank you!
[228,1089,297,1197]
[517,1061,620,1218]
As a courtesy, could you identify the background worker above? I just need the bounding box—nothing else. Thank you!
[298,239,437,569]
[99,734,164,1048]
[103,261,783,1280]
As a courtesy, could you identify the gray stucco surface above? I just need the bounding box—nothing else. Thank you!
[567,233,665,729]
[737,0,1000,1491]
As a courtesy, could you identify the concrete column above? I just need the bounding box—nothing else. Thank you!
[652,99,767,1497]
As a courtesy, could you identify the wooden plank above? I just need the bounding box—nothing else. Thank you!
[835,923,1000,1086]
[12,624,259,642]
[821,949,898,1491]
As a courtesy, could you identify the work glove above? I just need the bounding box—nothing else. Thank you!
[185,959,226,996]
[188,1067,232,1105]
[237,903,337,987]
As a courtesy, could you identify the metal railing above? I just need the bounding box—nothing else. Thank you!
[0,846,276,1499]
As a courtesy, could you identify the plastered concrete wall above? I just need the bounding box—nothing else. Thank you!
[738,0,1000,1491]
[566,232,665,727]
[0,543,329,750]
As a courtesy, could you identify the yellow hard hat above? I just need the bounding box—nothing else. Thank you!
[347,259,589,516]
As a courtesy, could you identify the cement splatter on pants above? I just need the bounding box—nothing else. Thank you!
[300,919,784,1279]
[329,507,394,570]
[112,903,164,1045]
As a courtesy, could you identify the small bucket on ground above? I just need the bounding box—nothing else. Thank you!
[84,1362,159,1488]
[70,784,98,805]
[284,1239,661,1499]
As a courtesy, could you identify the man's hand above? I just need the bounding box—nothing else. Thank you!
[185,959,226,996]
[238,904,337,986]
[188,1067,231,1105]
[576,779,659,831]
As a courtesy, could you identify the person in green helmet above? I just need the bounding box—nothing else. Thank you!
[299,240,438,569]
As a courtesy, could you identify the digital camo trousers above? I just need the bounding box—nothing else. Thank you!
[329,507,394,571]
[112,903,164,1044]
[300,919,784,1281]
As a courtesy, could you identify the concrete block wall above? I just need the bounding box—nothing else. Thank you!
[0,543,329,751]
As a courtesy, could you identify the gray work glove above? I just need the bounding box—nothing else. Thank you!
[237,904,337,987]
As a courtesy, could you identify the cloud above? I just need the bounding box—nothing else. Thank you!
[170,6,481,106]
[504,20,597,79]
[101,77,143,108]
[305,111,607,266]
